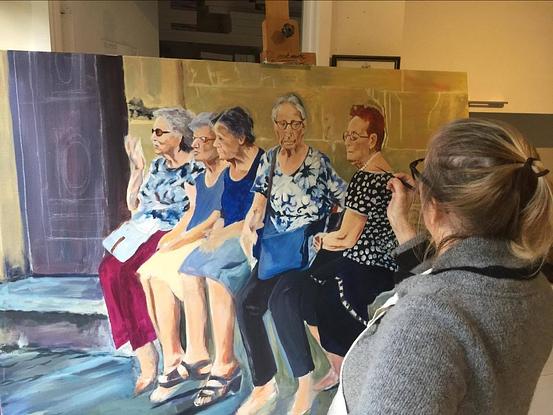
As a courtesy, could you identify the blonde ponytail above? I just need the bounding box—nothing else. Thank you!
[422,119,553,263]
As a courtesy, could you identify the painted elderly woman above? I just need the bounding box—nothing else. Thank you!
[136,112,228,403]
[312,104,398,390]
[178,107,264,408]
[99,107,202,395]
[237,93,347,415]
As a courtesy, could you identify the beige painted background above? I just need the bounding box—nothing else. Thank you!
[123,57,468,182]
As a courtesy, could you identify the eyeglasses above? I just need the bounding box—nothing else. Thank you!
[274,119,304,130]
[152,128,171,137]
[409,158,425,182]
[193,136,215,143]
[410,158,443,200]
[342,131,370,142]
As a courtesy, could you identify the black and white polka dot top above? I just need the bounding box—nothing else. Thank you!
[343,171,398,271]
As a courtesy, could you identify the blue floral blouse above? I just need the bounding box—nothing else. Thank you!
[132,157,205,230]
[252,146,347,232]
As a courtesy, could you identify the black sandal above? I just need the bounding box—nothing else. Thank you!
[193,367,242,408]
[157,359,211,388]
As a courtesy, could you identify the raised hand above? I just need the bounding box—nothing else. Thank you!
[386,173,417,244]
[124,135,145,171]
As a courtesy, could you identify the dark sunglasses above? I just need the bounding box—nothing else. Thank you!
[152,128,171,137]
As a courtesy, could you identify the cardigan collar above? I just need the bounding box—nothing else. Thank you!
[411,236,535,278]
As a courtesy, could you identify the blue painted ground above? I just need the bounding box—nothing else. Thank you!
[0,277,336,414]
[0,347,248,415]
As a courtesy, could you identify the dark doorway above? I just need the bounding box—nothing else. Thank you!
[8,52,129,275]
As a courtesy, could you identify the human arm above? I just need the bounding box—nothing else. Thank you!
[240,192,267,256]
[386,173,417,244]
[124,135,146,212]
[159,210,221,252]
[157,182,196,251]
[347,298,468,414]
[200,219,245,252]
[321,154,348,209]
[314,209,367,251]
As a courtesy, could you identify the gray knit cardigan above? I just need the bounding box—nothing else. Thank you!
[342,236,553,414]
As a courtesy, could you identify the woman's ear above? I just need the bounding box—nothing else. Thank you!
[422,197,441,230]
[368,133,378,151]
[238,136,246,146]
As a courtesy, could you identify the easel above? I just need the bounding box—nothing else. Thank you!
[261,0,316,65]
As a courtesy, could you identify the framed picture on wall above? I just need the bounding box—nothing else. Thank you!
[331,55,401,69]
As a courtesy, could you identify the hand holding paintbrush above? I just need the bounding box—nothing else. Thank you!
[381,169,418,244]
[377,167,416,190]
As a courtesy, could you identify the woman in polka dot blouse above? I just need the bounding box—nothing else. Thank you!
[311,104,398,391]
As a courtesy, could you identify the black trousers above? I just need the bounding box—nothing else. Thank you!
[315,256,395,356]
[236,265,318,386]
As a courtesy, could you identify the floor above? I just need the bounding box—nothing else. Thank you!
[0,276,335,415]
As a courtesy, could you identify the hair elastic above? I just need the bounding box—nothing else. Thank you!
[523,157,550,178]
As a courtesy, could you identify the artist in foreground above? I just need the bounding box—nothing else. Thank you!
[330,118,553,414]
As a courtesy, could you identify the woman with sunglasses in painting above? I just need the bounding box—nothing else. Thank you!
[178,107,264,408]
[136,112,229,403]
[99,107,203,395]
[329,119,553,414]
[310,104,398,392]
[237,93,347,415]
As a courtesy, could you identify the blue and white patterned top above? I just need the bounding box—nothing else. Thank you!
[133,156,205,230]
[252,146,347,232]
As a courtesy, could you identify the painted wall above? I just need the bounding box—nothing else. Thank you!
[49,0,159,56]
[308,0,553,115]
[401,1,553,114]
[0,0,51,51]
[330,0,405,58]
[0,52,26,280]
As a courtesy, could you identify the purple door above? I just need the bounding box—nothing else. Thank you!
[8,51,129,275]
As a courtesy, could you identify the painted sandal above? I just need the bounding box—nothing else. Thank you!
[193,367,242,408]
[157,359,211,389]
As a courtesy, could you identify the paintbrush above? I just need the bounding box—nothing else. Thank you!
[377,167,416,191]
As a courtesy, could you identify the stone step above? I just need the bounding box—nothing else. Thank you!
[0,276,114,351]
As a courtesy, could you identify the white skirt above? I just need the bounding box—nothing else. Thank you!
[137,239,203,301]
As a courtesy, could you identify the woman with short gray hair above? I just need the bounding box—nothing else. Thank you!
[99,106,203,396]
[237,93,347,415]
[152,107,195,152]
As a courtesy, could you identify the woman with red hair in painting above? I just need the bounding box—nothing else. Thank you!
[98,107,203,395]
[311,104,398,391]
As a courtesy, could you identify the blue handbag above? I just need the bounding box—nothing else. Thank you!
[258,219,325,280]
[257,147,326,280]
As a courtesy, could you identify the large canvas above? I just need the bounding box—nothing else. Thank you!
[0,50,467,415]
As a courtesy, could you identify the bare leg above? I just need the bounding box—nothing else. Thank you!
[194,279,240,407]
[140,276,159,333]
[150,278,184,371]
[236,378,278,415]
[149,276,211,402]
[291,372,315,415]
[307,324,340,391]
[134,341,158,395]
[205,278,239,375]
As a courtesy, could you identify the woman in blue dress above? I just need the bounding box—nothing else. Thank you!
[236,94,347,415]
[136,112,228,403]
[179,107,264,408]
